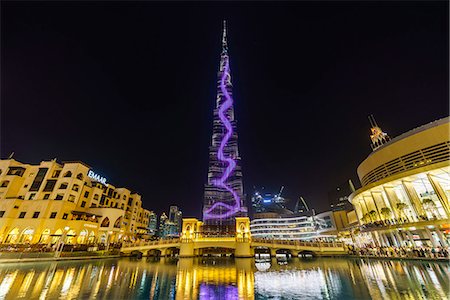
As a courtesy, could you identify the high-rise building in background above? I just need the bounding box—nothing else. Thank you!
[148,211,157,237]
[169,205,182,233]
[158,206,183,238]
[251,187,290,216]
[202,21,247,233]
[158,212,168,237]
[329,180,356,211]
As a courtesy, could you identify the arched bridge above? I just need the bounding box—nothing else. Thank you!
[120,237,347,257]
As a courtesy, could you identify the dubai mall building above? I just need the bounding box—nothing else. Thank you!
[349,117,450,248]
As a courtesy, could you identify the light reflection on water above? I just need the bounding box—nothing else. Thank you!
[0,257,447,299]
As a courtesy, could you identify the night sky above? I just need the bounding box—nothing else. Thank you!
[2,2,448,218]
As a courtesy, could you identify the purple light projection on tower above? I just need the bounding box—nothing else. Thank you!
[202,21,247,226]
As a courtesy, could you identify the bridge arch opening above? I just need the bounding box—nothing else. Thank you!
[275,249,292,260]
[254,247,271,260]
[165,247,180,257]
[298,250,316,259]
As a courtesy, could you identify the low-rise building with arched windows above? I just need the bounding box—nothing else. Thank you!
[0,159,152,247]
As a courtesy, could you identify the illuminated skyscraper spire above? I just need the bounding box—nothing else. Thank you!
[222,20,228,53]
[202,21,247,232]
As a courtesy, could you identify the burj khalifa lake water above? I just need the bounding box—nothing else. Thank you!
[0,257,448,300]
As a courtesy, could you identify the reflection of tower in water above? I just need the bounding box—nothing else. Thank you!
[175,258,254,300]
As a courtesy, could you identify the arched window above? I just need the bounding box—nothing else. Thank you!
[88,231,95,243]
[114,217,122,228]
[63,171,72,178]
[19,227,35,243]
[6,228,19,243]
[101,217,110,227]
[77,230,88,244]
[76,173,83,180]
[40,229,51,244]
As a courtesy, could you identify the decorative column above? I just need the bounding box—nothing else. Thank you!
[427,174,450,218]
[435,229,448,247]
[371,232,381,247]
[401,181,425,220]
[389,232,399,247]
[406,231,415,247]
[424,227,439,248]
[394,231,405,246]
[383,187,400,220]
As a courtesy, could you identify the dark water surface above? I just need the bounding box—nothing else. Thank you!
[0,257,448,299]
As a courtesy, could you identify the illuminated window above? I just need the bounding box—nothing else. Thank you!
[93,194,99,200]
[62,213,68,220]
[68,195,75,202]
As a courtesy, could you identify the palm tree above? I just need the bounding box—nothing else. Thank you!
[396,202,408,222]
[361,213,371,224]
[380,207,392,223]
[369,210,378,222]
[422,198,440,219]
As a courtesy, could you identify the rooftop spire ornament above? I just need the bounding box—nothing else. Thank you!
[368,114,390,151]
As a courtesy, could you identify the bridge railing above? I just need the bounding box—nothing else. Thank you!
[122,238,180,248]
[252,238,344,248]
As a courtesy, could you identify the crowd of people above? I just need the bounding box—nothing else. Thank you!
[348,244,449,259]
